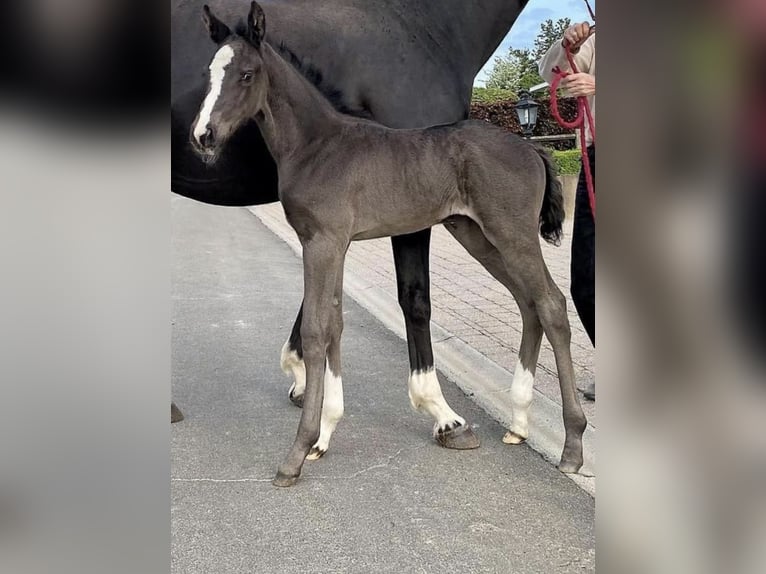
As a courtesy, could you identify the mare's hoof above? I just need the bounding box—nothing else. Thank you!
[436,423,480,450]
[288,384,304,408]
[502,430,526,445]
[558,459,583,474]
[306,446,326,461]
[171,403,184,423]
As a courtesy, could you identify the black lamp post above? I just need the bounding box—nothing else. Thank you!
[515,90,540,138]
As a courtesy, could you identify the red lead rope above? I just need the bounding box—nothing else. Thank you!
[550,45,596,218]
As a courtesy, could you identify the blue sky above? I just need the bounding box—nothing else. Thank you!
[474,0,595,86]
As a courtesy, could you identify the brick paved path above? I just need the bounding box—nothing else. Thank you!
[251,205,595,427]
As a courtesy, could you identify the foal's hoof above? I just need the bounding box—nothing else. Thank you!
[273,470,300,488]
[502,431,526,445]
[288,384,304,408]
[306,446,326,461]
[436,423,480,450]
[171,403,184,423]
[558,459,583,474]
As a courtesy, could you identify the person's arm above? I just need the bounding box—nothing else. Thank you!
[538,23,594,83]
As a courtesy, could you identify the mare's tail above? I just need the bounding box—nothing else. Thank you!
[536,146,565,245]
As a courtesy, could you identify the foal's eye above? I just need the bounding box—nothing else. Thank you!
[241,71,253,82]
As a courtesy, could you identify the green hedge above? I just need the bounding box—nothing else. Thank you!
[551,149,581,176]
[469,91,582,170]
[469,96,579,150]
[471,87,517,105]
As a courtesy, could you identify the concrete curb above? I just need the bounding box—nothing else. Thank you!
[250,208,596,497]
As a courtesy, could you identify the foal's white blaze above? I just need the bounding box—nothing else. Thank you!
[193,44,235,144]
[280,340,306,398]
[503,360,535,444]
[407,368,465,435]
[307,360,344,459]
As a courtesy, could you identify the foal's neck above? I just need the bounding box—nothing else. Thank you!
[256,43,341,164]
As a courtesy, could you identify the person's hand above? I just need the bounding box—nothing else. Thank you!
[562,22,593,52]
[560,73,595,97]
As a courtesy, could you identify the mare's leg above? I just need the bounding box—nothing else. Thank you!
[443,217,543,445]
[392,230,479,450]
[274,237,346,487]
[280,304,306,407]
[473,216,586,473]
[306,272,345,461]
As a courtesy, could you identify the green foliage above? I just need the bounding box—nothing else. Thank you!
[551,149,581,175]
[485,18,572,93]
[485,47,540,92]
[469,96,580,150]
[471,86,517,104]
[533,18,571,61]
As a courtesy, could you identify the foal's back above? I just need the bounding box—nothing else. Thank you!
[281,118,545,241]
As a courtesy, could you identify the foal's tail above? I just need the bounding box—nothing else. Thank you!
[536,146,565,246]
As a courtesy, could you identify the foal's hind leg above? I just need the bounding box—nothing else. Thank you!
[531,270,587,473]
[501,304,543,445]
[444,217,543,445]
[451,215,586,473]
[490,233,585,473]
[392,231,479,450]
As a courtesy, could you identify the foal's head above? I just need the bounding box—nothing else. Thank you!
[191,2,268,163]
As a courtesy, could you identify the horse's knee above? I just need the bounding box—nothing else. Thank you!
[300,319,326,350]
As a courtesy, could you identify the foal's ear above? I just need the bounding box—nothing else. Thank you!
[202,5,231,45]
[247,1,266,48]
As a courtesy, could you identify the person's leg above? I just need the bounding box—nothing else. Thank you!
[570,145,595,399]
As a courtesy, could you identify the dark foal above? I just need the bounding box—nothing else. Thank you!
[193,3,586,486]
[173,0,534,450]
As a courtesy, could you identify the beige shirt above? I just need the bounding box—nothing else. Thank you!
[538,34,595,145]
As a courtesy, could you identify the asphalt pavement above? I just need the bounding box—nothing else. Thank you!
[171,197,595,573]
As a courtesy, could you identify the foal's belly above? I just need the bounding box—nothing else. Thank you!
[350,197,468,241]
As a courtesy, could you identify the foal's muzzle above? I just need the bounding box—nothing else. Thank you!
[191,125,221,165]
[197,127,215,149]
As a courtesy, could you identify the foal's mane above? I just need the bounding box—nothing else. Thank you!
[232,20,366,118]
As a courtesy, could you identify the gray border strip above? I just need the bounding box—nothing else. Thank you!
[251,208,596,496]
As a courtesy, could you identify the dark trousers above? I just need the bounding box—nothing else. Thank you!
[571,145,595,345]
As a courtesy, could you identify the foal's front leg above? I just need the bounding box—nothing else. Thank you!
[274,237,346,487]
[280,304,306,407]
[306,269,345,460]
